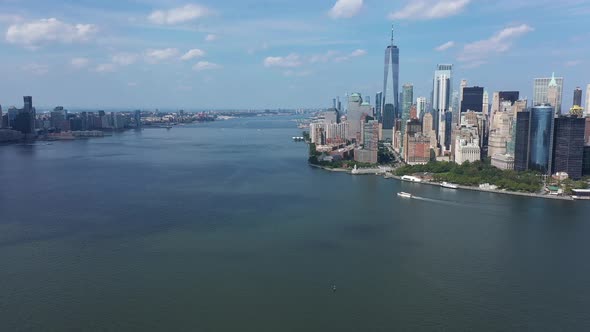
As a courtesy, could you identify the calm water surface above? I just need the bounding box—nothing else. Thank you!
[1,116,589,331]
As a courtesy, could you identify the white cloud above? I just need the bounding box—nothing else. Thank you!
[145,48,179,63]
[565,60,582,67]
[389,0,470,20]
[349,49,367,57]
[71,57,89,69]
[435,41,455,51]
[112,53,138,66]
[329,0,364,19]
[181,49,206,61]
[264,54,302,68]
[193,61,222,71]
[6,18,97,47]
[95,63,116,73]
[284,70,313,77]
[309,50,339,63]
[458,24,533,67]
[205,34,217,42]
[22,63,49,75]
[148,4,212,25]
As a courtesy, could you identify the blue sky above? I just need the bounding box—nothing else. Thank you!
[0,0,588,110]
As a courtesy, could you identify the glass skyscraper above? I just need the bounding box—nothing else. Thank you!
[400,83,413,151]
[529,105,555,174]
[514,111,531,171]
[382,26,399,133]
[460,86,484,113]
[432,64,452,149]
[552,116,586,179]
[533,73,563,112]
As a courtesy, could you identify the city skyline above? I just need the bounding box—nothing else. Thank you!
[0,0,588,109]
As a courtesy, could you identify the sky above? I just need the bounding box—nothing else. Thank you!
[0,0,588,110]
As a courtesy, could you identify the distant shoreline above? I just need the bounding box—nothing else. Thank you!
[310,163,578,201]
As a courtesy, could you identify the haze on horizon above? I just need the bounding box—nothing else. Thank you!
[0,0,587,110]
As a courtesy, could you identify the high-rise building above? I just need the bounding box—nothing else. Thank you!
[499,91,520,105]
[573,87,582,107]
[533,73,563,112]
[460,79,467,105]
[0,104,3,129]
[552,116,586,179]
[514,111,531,171]
[482,91,489,116]
[400,84,413,151]
[529,105,555,174]
[432,64,453,148]
[461,86,484,113]
[586,84,590,116]
[585,117,590,146]
[382,25,400,137]
[416,97,426,119]
[347,93,372,142]
[375,92,382,121]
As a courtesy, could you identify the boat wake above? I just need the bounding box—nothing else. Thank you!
[411,196,464,207]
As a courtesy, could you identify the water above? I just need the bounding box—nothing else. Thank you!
[1,116,589,331]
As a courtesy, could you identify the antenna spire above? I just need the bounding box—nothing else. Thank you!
[391,24,394,46]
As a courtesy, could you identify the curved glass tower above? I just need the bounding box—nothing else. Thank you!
[528,105,554,174]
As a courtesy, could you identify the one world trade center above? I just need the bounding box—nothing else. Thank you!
[381,25,399,142]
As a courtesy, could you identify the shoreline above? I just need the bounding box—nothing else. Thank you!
[310,163,578,201]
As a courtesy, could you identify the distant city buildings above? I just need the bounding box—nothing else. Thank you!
[533,73,564,113]
[432,64,453,154]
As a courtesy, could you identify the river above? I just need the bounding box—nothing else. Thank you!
[0,116,589,331]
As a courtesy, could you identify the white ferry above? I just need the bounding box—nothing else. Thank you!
[397,192,413,199]
[440,182,458,189]
[401,175,422,183]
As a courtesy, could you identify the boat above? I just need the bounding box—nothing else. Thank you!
[441,182,458,189]
[397,192,413,198]
[401,175,422,183]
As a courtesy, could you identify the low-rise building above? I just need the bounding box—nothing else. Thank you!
[491,153,515,170]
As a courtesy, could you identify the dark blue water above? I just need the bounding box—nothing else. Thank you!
[1,116,589,331]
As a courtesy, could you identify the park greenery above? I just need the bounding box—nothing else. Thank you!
[395,160,544,193]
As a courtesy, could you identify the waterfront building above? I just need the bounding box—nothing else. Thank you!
[461,86,484,113]
[491,154,515,170]
[552,116,586,179]
[382,25,400,140]
[416,97,426,119]
[362,120,379,151]
[326,122,349,144]
[583,146,590,176]
[455,136,481,164]
[573,87,582,107]
[516,111,532,169]
[50,107,67,131]
[529,105,555,174]
[310,122,326,145]
[347,93,372,142]
[432,64,453,148]
[533,73,563,112]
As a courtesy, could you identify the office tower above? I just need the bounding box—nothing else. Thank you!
[50,107,67,131]
[461,86,484,113]
[584,146,590,176]
[416,97,426,119]
[409,105,417,120]
[355,120,379,164]
[346,93,372,142]
[332,98,336,109]
[460,79,467,105]
[400,83,413,151]
[432,64,453,148]
[23,96,35,133]
[586,84,590,116]
[528,105,555,174]
[585,117,590,146]
[482,91,489,116]
[573,87,582,107]
[499,91,520,104]
[533,73,563,112]
[375,92,382,120]
[451,90,460,125]
[0,104,2,128]
[382,25,400,138]
[514,111,530,171]
[337,97,341,112]
[422,112,437,151]
[488,111,512,158]
[310,122,326,145]
[552,116,586,179]
[547,79,559,115]
[455,136,481,164]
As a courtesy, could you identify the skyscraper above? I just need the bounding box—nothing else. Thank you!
[529,105,555,174]
[375,92,382,121]
[400,83,413,151]
[533,73,563,112]
[573,87,582,107]
[432,64,452,149]
[416,97,426,119]
[382,25,399,140]
[586,84,590,116]
[514,111,531,171]
[552,116,586,179]
[461,86,484,113]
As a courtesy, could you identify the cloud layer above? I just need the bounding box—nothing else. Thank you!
[149,4,212,25]
[6,18,97,47]
[389,0,470,20]
[435,41,455,51]
[458,24,533,67]
[329,0,363,19]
